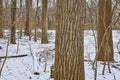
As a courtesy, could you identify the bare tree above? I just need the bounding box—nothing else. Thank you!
[41,0,48,43]
[10,0,16,44]
[19,0,23,39]
[34,0,39,42]
[25,0,30,36]
[54,0,85,80]
[0,0,3,38]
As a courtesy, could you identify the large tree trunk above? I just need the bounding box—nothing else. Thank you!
[55,0,85,80]
[41,0,48,43]
[10,0,16,44]
[0,0,3,38]
[97,0,114,61]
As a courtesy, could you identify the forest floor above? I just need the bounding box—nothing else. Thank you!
[0,30,120,80]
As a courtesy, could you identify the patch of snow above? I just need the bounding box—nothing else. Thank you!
[0,30,120,80]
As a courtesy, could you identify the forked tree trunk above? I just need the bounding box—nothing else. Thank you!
[10,0,16,44]
[41,0,48,43]
[55,0,85,80]
[97,0,114,61]
[0,0,3,38]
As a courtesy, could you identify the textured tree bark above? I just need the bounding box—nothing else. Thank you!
[55,0,85,80]
[41,0,48,43]
[97,0,114,61]
[10,0,16,44]
[0,0,3,38]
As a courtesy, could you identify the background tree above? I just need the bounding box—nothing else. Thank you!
[4,0,11,29]
[10,0,16,44]
[48,0,56,30]
[41,0,48,43]
[55,0,86,80]
[34,0,39,42]
[19,0,23,39]
[0,0,3,38]
[25,0,30,36]
[97,0,114,61]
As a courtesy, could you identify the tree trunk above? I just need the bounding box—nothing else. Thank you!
[97,0,114,61]
[10,0,16,44]
[41,0,48,43]
[55,0,85,80]
[34,0,39,42]
[4,0,8,29]
[29,0,32,41]
[0,0,3,38]
[25,0,30,36]
[19,0,23,39]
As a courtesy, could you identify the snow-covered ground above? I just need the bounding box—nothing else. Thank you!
[0,30,120,80]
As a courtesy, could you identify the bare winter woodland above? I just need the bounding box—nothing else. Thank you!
[0,0,120,80]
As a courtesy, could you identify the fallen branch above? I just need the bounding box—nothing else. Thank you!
[111,65,120,70]
[84,59,93,62]
[0,54,27,59]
